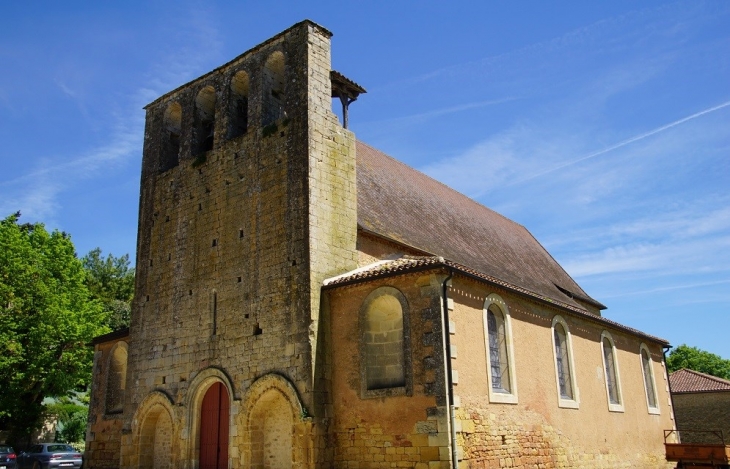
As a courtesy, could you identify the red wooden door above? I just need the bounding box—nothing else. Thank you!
[199,382,230,469]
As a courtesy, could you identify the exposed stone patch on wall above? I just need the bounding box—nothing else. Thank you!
[456,403,672,469]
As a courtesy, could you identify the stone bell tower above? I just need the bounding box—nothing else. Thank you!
[116,20,362,468]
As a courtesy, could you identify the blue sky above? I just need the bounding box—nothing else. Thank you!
[1,1,728,358]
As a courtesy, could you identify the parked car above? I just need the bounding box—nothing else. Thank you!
[16,444,82,469]
[0,445,18,469]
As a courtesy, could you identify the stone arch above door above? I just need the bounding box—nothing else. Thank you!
[238,374,312,469]
[184,368,237,469]
[131,391,177,469]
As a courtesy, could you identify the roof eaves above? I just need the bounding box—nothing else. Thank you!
[323,256,668,346]
[90,327,130,346]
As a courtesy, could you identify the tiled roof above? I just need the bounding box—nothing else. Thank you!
[323,256,668,345]
[356,141,605,312]
[670,368,730,393]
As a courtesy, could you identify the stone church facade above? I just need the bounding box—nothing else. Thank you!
[85,21,675,469]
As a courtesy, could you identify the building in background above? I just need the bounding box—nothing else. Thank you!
[86,20,675,469]
[669,369,730,445]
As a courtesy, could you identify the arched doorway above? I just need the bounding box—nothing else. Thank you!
[138,404,173,469]
[249,389,293,469]
[199,382,230,469]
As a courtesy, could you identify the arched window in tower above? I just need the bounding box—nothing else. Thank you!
[229,71,249,139]
[262,51,285,126]
[106,342,128,414]
[195,86,216,155]
[161,102,182,172]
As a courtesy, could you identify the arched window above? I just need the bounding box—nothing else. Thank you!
[195,86,216,155]
[106,342,128,414]
[551,316,579,408]
[262,51,285,126]
[483,294,517,403]
[360,286,409,396]
[229,71,249,139]
[601,331,623,412]
[640,343,660,414]
[160,102,182,172]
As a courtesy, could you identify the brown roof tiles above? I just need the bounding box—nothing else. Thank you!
[670,368,730,393]
[356,141,605,312]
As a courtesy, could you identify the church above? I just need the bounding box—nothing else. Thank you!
[85,20,675,468]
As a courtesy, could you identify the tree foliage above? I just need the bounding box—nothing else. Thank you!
[667,344,730,380]
[0,213,108,445]
[82,248,135,331]
[47,395,88,444]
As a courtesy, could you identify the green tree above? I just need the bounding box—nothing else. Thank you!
[47,395,88,444]
[0,213,108,447]
[82,248,135,331]
[667,344,730,380]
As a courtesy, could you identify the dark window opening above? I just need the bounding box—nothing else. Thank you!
[229,71,249,139]
[262,52,285,126]
[160,102,182,172]
[195,86,216,156]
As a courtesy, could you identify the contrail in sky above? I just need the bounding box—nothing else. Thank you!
[512,99,730,185]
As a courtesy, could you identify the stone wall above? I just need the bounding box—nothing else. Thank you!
[672,391,730,444]
[86,335,128,468]
[108,21,357,468]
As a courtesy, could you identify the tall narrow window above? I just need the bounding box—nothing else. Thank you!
[360,286,410,397]
[195,86,216,155]
[551,316,578,408]
[640,344,659,414]
[601,331,623,412]
[483,294,517,403]
[211,290,218,336]
[262,51,285,126]
[229,71,249,139]
[160,102,182,172]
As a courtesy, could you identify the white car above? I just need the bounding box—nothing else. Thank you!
[16,444,82,469]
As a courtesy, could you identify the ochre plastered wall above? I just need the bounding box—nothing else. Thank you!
[447,275,674,469]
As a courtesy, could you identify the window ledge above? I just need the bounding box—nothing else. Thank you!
[558,398,580,409]
[608,403,625,413]
[489,391,518,404]
[647,406,661,415]
[362,386,407,399]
